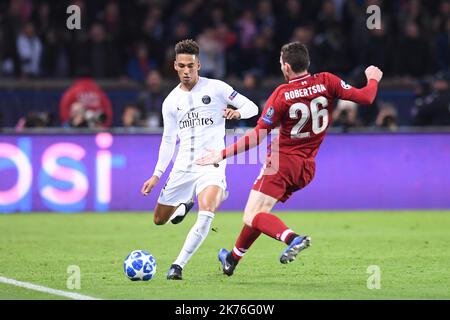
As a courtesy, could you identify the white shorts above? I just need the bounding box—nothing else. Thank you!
[157,170,227,206]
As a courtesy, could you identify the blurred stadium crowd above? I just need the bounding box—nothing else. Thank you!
[0,0,449,130]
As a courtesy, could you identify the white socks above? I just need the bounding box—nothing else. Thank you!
[173,211,214,268]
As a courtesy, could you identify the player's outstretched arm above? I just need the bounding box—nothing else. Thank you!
[196,124,269,166]
[333,65,383,105]
[198,83,280,166]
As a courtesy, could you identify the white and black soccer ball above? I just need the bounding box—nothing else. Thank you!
[123,250,157,281]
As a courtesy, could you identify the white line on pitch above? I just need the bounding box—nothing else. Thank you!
[0,276,100,300]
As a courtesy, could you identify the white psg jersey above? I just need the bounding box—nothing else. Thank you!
[153,77,258,177]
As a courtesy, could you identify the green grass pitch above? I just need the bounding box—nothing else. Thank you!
[1,211,449,300]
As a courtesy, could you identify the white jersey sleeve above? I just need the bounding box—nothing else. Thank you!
[216,80,259,119]
[152,100,177,178]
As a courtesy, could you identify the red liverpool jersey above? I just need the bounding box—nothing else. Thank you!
[257,72,378,158]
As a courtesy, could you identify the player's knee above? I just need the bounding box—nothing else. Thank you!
[198,201,217,213]
[200,206,216,213]
[153,215,167,225]
[243,207,259,226]
[243,215,254,227]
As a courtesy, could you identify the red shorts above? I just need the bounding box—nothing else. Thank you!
[252,152,316,202]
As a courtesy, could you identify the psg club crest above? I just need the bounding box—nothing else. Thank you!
[202,95,211,104]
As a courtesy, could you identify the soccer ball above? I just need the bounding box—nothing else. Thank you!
[123,250,157,281]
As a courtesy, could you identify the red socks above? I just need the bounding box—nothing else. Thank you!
[231,225,261,261]
[230,212,298,261]
[252,212,295,244]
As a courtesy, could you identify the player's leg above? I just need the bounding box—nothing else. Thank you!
[246,158,315,264]
[153,199,195,225]
[171,185,223,268]
[226,190,310,266]
[168,176,225,280]
[167,199,195,224]
[218,190,277,275]
[154,171,195,226]
[157,172,198,280]
[220,157,314,274]
[152,203,176,225]
[247,192,310,264]
[245,190,300,243]
[226,191,277,262]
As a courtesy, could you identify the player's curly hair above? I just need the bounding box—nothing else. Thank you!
[281,42,310,73]
[175,39,200,56]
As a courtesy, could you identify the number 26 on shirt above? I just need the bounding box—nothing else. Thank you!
[289,96,329,139]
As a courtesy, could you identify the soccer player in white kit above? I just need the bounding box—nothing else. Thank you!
[141,39,259,280]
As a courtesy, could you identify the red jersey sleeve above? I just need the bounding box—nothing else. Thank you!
[220,87,286,160]
[325,72,379,105]
[257,87,286,130]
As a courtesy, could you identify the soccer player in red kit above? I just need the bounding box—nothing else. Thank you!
[196,42,383,276]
